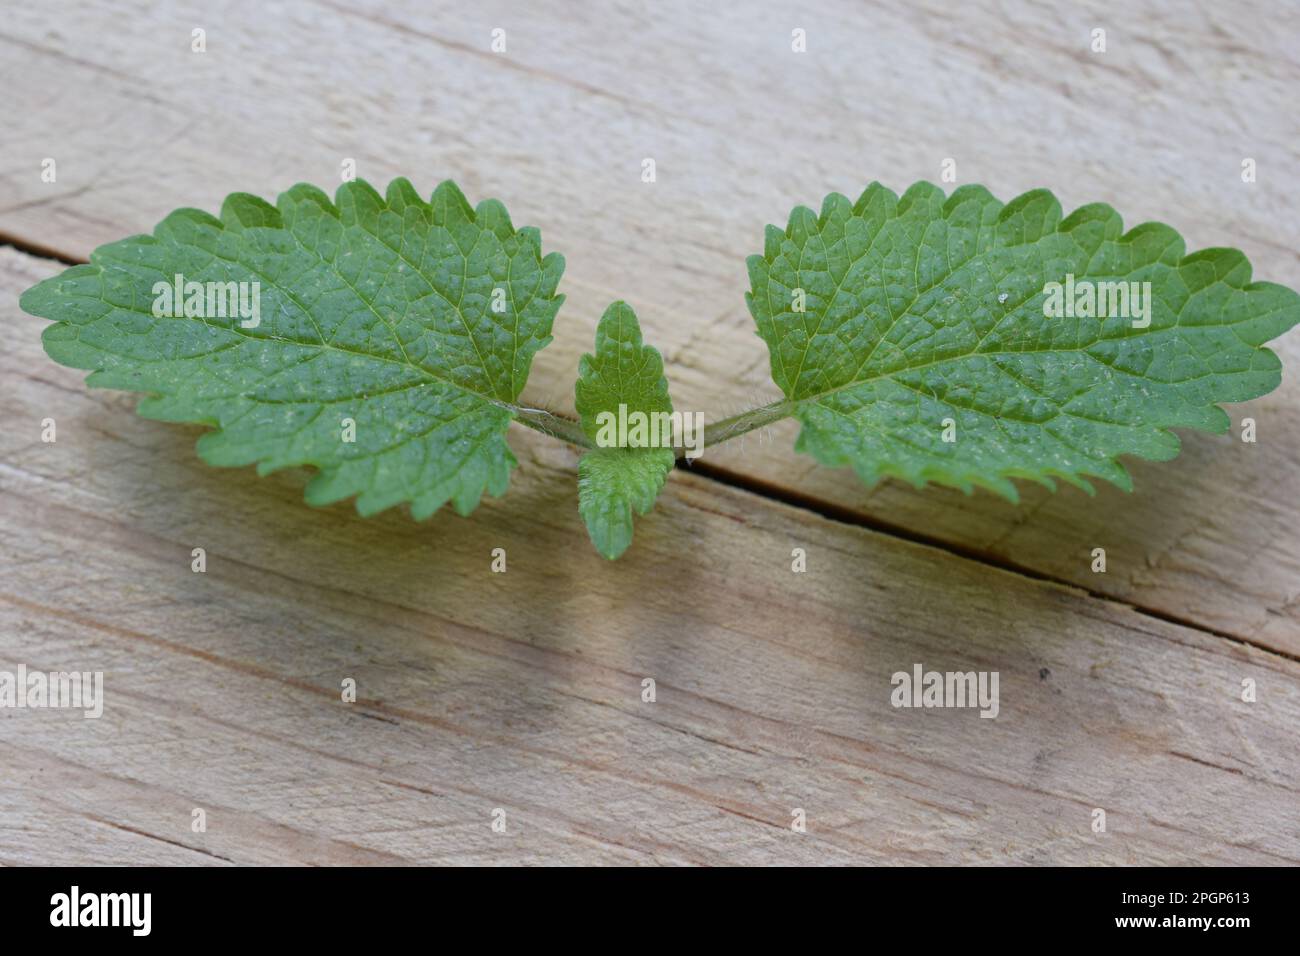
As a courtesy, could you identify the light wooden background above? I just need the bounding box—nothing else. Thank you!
[1,0,1297,864]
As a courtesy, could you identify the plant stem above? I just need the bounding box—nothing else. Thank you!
[701,398,794,447]
[512,406,594,448]
[512,398,794,453]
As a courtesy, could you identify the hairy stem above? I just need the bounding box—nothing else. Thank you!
[512,406,594,448]
[701,398,794,448]
[513,398,794,453]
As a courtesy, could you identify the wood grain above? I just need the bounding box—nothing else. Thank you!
[1,0,1297,652]
[2,248,1297,864]
[1,0,1298,865]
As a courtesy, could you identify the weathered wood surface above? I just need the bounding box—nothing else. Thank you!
[1,0,1297,652]
[2,248,1298,865]
[1,0,1298,865]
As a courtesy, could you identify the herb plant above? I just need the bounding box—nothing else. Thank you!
[21,178,1299,558]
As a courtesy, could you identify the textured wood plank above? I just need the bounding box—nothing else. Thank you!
[1,0,1297,652]
[2,247,1297,864]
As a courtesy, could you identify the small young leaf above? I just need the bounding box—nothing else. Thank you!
[21,178,565,518]
[574,302,675,559]
[747,182,1300,499]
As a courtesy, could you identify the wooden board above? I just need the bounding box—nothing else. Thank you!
[2,0,1298,653]
[1,0,1298,865]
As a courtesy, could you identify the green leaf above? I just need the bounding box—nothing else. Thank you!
[574,301,676,559]
[746,182,1300,500]
[20,178,565,518]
